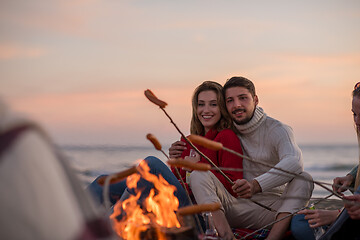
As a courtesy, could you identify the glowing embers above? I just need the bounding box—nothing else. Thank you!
[110,160,181,240]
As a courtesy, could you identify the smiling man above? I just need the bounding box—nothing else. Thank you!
[189,76,314,240]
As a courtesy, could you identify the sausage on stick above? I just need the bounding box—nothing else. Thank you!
[144,89,168,109]
[177,202,221,216]
[167,158,211,171]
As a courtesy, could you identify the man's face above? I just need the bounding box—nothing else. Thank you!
[225,86,258,125]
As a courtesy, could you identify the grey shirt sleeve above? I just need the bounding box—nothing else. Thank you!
[348,165,358,183]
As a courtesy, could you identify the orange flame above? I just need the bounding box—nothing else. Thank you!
[110,160,181,239]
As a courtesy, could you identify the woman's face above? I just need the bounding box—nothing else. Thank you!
[196,90,221,134]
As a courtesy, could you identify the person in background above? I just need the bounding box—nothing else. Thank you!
[291,82,360,240]
[188,76,314,240]
[0,97,113,240]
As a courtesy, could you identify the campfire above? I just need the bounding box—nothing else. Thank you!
[110,160,189,240]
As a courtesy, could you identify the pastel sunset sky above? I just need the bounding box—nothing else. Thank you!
[1,0,360,146]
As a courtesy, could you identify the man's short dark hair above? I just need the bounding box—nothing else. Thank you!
[223,76,256,97]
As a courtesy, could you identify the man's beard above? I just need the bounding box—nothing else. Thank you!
[233,115,252,125]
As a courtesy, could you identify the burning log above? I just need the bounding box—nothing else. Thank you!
[110,161,185,240]
[139,225,198,240]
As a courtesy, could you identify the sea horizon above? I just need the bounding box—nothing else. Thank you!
[61,143,359,199]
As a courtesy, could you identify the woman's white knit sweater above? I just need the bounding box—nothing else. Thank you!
[234,106,303,193]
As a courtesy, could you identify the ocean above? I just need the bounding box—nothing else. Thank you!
[61,144,359,199]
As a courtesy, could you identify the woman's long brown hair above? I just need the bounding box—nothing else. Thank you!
[190,81,232,135]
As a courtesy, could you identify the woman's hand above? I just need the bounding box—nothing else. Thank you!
[169,141,186,159]
[297,209,339,228]
[332,175,354,194]
[183,151,200,171]
[343,194,360,220]
[184,152,200,163]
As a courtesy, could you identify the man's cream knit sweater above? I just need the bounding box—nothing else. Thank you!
[234,106,303,194]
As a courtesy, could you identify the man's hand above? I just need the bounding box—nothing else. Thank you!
[169,141,186,159]
[232,179,261,198]
[333,175,354,194]
[343,194,360,220]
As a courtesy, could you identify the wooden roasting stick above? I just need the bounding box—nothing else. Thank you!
[186,135,277,213]
[146,133,205,235]
[144,90,275,212]
[144,89,227,180]
[241,193,335,240]
[188,134,344,200]
[96,166,137,185]
[145,133,192,200]
[146,133,195,205]
[177,202,221,216]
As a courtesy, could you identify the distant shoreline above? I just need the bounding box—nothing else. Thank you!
[59,143,358,149]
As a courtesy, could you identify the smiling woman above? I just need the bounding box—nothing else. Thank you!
[169,80,244,239]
